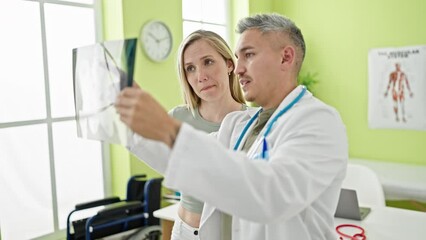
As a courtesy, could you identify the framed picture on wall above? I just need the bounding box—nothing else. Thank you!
[368,45,426,130]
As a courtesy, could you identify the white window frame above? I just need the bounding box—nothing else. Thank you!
[0,1,110,239]
[182,0,231,43]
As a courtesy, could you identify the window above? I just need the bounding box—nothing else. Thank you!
[182,0,229,42]
[0,1,107,239]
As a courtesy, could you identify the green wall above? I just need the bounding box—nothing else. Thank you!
[104,0,426,196]
[272,0,426,165]
[230,0,249,48]
[103,0,183,197]
[121,0,182,183]
[235,0,425,165]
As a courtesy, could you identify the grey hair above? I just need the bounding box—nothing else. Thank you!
[236,13,306,61]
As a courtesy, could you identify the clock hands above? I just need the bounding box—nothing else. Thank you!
[148,33,160,43]
[158,36,169,42]
[148,33,169,44]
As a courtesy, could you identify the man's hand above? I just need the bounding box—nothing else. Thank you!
[115,84,181,148]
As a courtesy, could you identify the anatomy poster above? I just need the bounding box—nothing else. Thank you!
[73,38,136,144]
[368,45,426,130]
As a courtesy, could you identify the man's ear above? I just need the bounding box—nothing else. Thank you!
[280,45,296,69]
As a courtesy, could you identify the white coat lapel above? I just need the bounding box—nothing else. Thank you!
[200,202,215,226]
[230,108,259,151]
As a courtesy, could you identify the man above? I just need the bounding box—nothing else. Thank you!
[115,13,348,240]
[384,62,414,122]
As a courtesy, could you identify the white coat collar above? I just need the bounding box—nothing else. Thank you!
[276,85,311,112]
[232,107,260,151]
[266,85,311,126]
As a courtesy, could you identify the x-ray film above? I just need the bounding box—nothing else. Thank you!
[73,38,136,144]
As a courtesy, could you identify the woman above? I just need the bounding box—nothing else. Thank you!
[168,30,245,239]
[118,30,245,239]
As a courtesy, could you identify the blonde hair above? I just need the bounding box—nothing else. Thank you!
[177,30,245,113]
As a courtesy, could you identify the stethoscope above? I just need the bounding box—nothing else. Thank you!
[233,86,307,159]
[336,224,366,240]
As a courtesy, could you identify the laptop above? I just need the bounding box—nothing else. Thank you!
[334,188,371,220]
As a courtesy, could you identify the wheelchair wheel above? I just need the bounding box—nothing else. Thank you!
[126,225,162,240]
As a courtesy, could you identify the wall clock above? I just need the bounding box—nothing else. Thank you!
[140,20,173,62]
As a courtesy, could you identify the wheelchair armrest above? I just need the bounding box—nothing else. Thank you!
[96,201,143,218]
[75,196,121,210]
[132,174,147,179]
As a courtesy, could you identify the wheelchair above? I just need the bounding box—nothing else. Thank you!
[66,174,163,240]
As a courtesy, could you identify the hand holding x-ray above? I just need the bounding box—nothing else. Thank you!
[115,82,181,148]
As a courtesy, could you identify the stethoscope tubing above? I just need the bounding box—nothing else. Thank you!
[336,224,366,240]
[233,86,307,159]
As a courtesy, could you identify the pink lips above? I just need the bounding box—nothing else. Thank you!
[240,79,249,85]
[201,85,215,91]
[239,79,251,90]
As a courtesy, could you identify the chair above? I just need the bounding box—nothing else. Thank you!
[66,174,163,240]
[341,163,386,207]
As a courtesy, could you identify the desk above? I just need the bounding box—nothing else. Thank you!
[154,203,178,240]
[335,206,426,239]
[350,158,426,202]
[155,204,426,240]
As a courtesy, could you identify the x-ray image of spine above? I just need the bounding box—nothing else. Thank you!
[73,38,136,144]
[76,45,120,142]
[384,62,414,123]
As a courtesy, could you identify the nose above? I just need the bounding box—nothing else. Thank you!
[197,68,208,82]
[234,59,244,77]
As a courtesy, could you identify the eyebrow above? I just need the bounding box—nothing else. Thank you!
[184,54,214,66]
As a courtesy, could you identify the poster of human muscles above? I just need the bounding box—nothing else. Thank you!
[368,45,426,130]
[73,38,136,144]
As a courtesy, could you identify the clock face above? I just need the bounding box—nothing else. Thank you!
[140,21,173,62]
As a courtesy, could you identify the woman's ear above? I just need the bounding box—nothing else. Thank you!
[226,59,234,74]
